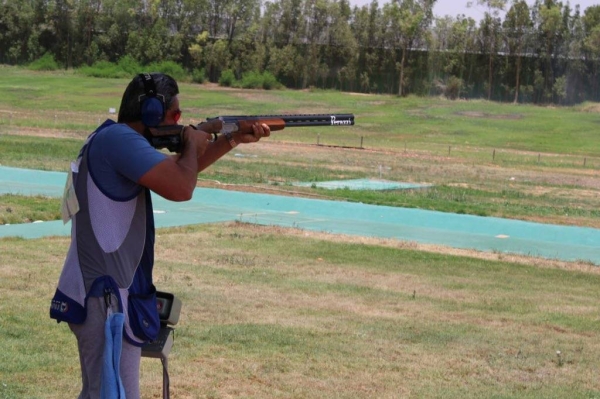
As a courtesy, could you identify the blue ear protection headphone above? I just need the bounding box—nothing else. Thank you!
[139,73,166,127]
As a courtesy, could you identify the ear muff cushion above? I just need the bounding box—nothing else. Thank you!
[139,73,165,127]
[141,96,164,127]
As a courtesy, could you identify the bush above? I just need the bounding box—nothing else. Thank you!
[78,60,132,78]
[239,70,282,90]
[239,71,264,89]
[28,53,60,71]
[145,61,187,81]
[78,59,188,80]
[444,76,464,100]
[117,55,142,76]
[192,68,206,84]
[260,71,281,90]
[219,69,236,87]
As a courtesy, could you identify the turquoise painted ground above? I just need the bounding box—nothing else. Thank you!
[1,166,599,265]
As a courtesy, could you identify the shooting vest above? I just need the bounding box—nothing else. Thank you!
[50,121,160,345]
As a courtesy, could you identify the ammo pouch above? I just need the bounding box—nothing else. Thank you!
[128,287,160,342]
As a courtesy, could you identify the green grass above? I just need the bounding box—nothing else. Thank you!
[3,223,600,398]
[1,67,600,398]
[0,194,61,224]
[0,68,124,112]
[315,185,600,219]
[1,66,600,227]
[0,135,81,171]
[1,67,599,156]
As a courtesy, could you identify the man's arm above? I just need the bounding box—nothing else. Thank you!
[195,122,271,171]
[138,126,210,201]
[139,123,270,201]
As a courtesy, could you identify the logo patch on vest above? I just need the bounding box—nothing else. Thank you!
[51,300,69,313]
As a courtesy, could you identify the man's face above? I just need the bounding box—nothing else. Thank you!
[162,95,181,125]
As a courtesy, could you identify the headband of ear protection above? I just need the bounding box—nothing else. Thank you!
[139,73,166,127]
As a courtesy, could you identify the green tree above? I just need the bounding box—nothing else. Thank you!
[351,0,385,92]
[189,31,210,77]
[503,0,532,103]
[326,0,359,91]
[301,0,330,88]
[583,5,600,100]
[126,19,182,66]
[582,4,600,33]
[93,0,140,63]
[229,23,267,77]
[0,1,36,64]
[42,0,75,68]
[562,5,587,104]
[203,39,232,82]
[383,0,436,96]
[262,0,304,46]
[267,44,305,87]
[475,0,506,100]
[533,0,562,103]
[429,15,477,97]
[202,0,258,41]
[69,0,103,66]
[222,0,260,44]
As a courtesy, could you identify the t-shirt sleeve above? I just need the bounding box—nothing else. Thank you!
[99,125,168,183]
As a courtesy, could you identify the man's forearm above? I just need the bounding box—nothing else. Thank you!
[196,133,238,172]
[172,139,200,191]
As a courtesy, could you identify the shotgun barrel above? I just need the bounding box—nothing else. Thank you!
[148,113,355,152]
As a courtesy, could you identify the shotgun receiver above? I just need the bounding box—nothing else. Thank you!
[147,113,355,153]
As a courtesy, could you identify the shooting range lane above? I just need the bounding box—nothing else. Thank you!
[1,165,600,265]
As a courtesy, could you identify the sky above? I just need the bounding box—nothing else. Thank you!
[349,0,599,21]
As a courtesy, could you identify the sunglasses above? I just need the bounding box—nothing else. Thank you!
[173,109,182,124]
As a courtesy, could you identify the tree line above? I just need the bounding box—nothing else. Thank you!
[2,0,600,104]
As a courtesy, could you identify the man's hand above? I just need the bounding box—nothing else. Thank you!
[235,122,271,144]
[182,125,212,157]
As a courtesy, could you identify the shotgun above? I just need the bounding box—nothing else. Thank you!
[147,113,355,153]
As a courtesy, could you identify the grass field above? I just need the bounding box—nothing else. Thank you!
[2,224,600,398]
[1,67,600,398]
[1,67,600,227]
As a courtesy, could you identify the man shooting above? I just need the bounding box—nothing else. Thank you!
[49,72,270,398]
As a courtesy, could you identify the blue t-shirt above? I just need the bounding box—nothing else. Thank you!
[87,120,168,201]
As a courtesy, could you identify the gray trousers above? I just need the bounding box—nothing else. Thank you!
[69,296,141,399]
